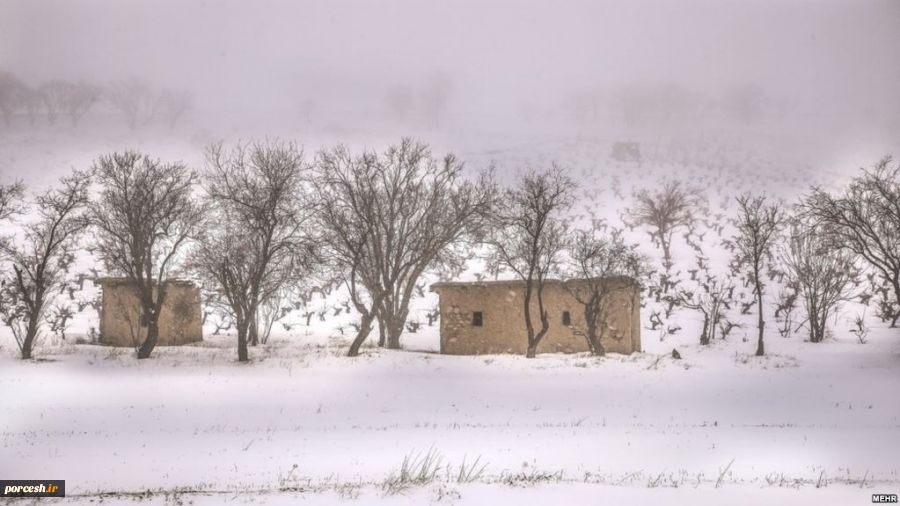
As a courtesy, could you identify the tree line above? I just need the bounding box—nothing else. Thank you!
[0,140,897,362]
[0,71,191,130]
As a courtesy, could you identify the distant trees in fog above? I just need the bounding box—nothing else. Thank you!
[39,80,73,125]
[385,86,415,123]
[383,72,454,128]
[0,71,28,126]
[562,82,779,130]
[0,70,190,130]
[38,80,102,127]
[155,89,193,129]
[106,79,157,130]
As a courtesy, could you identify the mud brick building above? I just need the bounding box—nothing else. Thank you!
[95,277,203,347]
[431,278,641,355]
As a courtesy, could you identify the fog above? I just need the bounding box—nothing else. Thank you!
[1,0,899,153]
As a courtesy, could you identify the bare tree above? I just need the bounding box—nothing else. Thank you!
[0,180,25,219]
[192,141,318,362]
[563,227,645,355]
[0,172,90,359]
[38,80,101,127]
[106,79,156,129]
[385,85,414,122]
[90,151,202,359]
[20,86,43,126]
[298,98,315,125]
[626,181,705,274]
[802,156,900,327]
[487,166,575,358]
[781,224,857,343]
[0,180,25,318]
[66,82,101,127]
[731,193,785,356]
[155,89,192,129]
[317,139,494,354]
[257,291,287,345]
[421,72,453,129]
[0,71,28,127]
[677,275,733,345]
[315,147,384,356]
[38,80,73,125]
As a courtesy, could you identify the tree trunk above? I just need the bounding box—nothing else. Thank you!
[386,317,403,350]
[527,319,550,359]
[699,314,710,345]
[755,288,765,356]
[237,324,249,362]
[662,244,672,273]
[587,327,605,356]
[583,303,604,356]
[527,291,551,358]
[249,318,258,347]
[523,284,536,358]
[660,232,673,279]
[891,278,900,328]
[20,327,37,360]
[137,318,159,359]
[348,313,376,357]
[809,310,821,343]
[377,317,386,347]
[589,319,605,357]
[18,309,42,359]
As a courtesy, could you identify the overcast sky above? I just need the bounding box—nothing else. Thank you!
[1,0,899,133]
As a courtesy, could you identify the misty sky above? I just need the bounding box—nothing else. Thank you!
[2,0,898,116]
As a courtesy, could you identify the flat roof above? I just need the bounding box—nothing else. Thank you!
[93,277,197,287]
[431,276,637,291]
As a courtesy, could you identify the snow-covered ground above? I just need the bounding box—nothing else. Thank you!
[1,325,899,505]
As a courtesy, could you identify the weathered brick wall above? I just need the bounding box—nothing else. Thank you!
[433,279,640,355]
[97,279,203,347]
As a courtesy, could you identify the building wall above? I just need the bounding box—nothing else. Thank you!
[98,280,203,347]
[433,280,640,355]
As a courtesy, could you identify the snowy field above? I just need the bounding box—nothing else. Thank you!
[1,121,899,505]
[2,325,899,505]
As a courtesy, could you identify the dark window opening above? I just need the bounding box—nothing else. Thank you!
[472,311,483,327]
[562,311,571,326]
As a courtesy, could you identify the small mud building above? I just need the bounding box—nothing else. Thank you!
[431,278,640,355]
[95,278,203,347]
